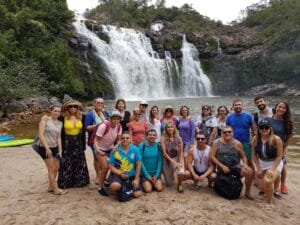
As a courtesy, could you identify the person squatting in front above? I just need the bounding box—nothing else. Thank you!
[210,126,254,199]
[107,131,143,199]
[94,111,122,196]
[139,129,163,193]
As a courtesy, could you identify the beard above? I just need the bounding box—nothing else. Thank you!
[258,104,266,110]
[234,107,242,113]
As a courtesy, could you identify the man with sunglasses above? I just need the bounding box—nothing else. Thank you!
[210,126,254,199]
[184,133,216,188]
[226,99,255,169]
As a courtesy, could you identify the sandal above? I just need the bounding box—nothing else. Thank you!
[53,189,68,195]
[281,184,288,194]
[273,191,281,199]
[177,184,184,193]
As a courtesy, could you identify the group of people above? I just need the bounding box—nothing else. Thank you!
[35,96,293,204]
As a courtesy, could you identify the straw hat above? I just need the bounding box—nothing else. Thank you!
[162,105,176,115]
[63,100,82,110]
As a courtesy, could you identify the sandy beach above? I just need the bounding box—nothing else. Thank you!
[0,145,299,225]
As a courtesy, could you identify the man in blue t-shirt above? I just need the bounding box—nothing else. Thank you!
[226,99,255,169]
[107,131,143,198]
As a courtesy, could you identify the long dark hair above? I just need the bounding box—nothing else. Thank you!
[149,105,159,124]
[274,101,293,140]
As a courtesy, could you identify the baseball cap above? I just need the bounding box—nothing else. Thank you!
[139,100,148,106]
[258,119,271,128]
[110,110,122,119]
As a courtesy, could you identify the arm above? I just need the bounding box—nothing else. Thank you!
[178,137,184,166]
[189,119,196,145]
[251,136,262,177]
[38,116,52,157]
[271,136,283,172]
[133,161,141,189]
[236,141,249,169]
[57,133,63,156]
[208,127,218,146]
[139,144,151,179]
[154,145,163,179]
[84,112,97,132]
[282,135,292,157]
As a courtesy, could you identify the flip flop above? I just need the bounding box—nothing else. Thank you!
[53,189,68,195]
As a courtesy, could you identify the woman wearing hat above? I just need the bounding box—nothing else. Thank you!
[251,119,283,204]
[57,100,90,189]
[160,106,178,132]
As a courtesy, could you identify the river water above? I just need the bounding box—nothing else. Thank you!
[104,96,300,162]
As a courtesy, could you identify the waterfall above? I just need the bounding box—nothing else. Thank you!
[67,0,212,99]
[180,35,212,96]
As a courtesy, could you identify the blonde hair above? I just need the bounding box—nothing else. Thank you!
[253,126,275,147]
[162,121,181,141]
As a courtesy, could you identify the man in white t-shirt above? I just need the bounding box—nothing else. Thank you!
[183,133,216,188]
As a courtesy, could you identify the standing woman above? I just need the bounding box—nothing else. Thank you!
[85,97,109,184]
[160,106,178,132]
[161,122,185,192]
[128,108,148,146]
[58,100,90,189]
[271,101,293,194]
[252,119,283,204]
[177,106,195,166]
[148,105,161,142]
[37,105,67,195]
[216,106,229,138]
[196,105,218,146]
[115,98,131,132]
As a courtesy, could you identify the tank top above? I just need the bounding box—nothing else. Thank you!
[255,139,277,161]
[193,145,210,173]
[216,139,239,169]
[271,118,285,143]
[42,118,63,148]
[165,137,180,159]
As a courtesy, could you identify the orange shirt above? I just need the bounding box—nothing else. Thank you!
[128,121,148,146]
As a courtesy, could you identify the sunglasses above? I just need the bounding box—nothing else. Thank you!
[202,108,210,111]
[259,126,270,130]
[196,137,206,141]
[96,102,104,104]
[135,113,141,116]
[67,105,78,109]
[223,130,232,134]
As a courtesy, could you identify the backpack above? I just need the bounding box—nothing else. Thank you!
[88,121,121,146]
[213,171,243,200]
[119,179,133,202]
[253,112,258,126]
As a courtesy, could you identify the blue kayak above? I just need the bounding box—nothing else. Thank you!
[0,135,14,142]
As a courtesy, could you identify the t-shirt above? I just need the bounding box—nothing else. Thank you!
[178,118,195,145]
[139,142,162,179]
[108,144,141,177]
[226,112,253,143]
[95,123,122,150]
[128,121,148,146]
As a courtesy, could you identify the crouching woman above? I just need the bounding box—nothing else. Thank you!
[252,119,283,204]
[108,132,143,200]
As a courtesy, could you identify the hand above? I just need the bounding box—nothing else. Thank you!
[45,148,52,158]
[120,173,129,180]
[256,169,263,179]
[198,175,206,182]
[132,179,139,189]
[221,165,230,174]
[151,177,157,184]
[175,162,182,168]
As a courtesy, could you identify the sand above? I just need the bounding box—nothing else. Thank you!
[0,145,299,225]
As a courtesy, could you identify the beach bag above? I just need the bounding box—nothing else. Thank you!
[119,179,133,202]
[213,171,243,200]
[88,121,121,146]
[32,137,40,153]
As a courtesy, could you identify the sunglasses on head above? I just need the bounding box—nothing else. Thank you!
[196,137,206,141]
[223,130,232,134]
[67,105,78,109]
[259,126,270,130]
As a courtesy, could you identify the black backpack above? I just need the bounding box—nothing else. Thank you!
[119,179,133,202]
[213,171,243,200]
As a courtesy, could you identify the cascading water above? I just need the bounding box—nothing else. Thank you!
[180,35,212,96]
[67,0,212,99]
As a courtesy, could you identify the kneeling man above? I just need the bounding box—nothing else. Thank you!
[210,126,254,199]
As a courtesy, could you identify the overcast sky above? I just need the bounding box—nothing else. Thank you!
[67,0,263,24]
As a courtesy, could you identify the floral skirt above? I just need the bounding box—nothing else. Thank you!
[58,135,90,188]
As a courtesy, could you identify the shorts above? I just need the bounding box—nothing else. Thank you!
[37,146,58,160]
[242,143,252,160]
[193,166,205,176]
[108,174,142,192]
[96,149,112,157]
[259,159,283,173]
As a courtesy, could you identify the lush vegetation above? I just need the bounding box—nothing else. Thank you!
[0,0,112,108]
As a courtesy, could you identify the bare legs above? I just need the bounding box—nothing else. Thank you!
[44,157,66,194]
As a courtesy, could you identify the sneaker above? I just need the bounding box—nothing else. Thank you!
[273,191,282,199]
[259,191,265,196]
[98,188,109,197]
[177,184,184,193]
[281,184,288,194]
